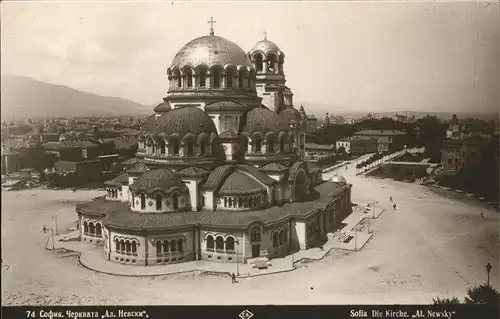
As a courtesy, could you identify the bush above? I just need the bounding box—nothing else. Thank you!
[432,297,461,305]
[464,283,500,305]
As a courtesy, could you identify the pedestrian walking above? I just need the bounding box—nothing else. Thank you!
[231,273,237,283]
[42,226,47,233]
[481,212,484,220]
[390,196,393,202]
[393,203,396,210]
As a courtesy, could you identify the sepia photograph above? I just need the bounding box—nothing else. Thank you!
[1,0,499,315]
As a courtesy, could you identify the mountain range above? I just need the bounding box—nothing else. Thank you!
[1,74,151,120]
[1,75,495,121]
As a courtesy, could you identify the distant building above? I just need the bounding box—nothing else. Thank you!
[441,134,490,175]
[335,139,351,154]
[353,130,409,153]
[446,114,463,140]
[350,136,378,155]
[1,148,21,174]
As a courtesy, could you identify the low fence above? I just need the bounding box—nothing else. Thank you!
[356,150,407,175]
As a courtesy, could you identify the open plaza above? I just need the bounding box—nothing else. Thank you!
[2,159,498,305]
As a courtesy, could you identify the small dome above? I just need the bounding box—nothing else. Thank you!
[170,36,253,70]
[218,171,266,196]
[279,107,303,123]
[129,168,188,195]
[149,106,218,138]
[242,106,290,135]
[154,102,171,113]
[331,175,347,184]
[250,39,282,54]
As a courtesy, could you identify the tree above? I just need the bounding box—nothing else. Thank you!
[432,297,461,305]
[464,283,500,305]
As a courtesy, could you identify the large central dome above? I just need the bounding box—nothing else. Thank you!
[170,35,253,69]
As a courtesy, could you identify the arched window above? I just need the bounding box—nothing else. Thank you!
[120,240,125,252]
[279,230,284,246]
[115,239,120,252]
[156,194,162,210]
[174,69,181,88]
[226,237,235,251]
[280,136,285,152]
[163,240,169,253]
[156,241,162,254]
[267,139,274,153]
[83,221,88,234]
[267,53,277,72]
[131,194,135,208]
[212,68,221,88]
[206,235,214,250]
[215,236,224,250]
[249,197,254,208]
[170,140,180,155]
[140,193,146,209]
[228,197,233,208]
[199,70,207,87]
[89,222,95,235]
[238,198,243,207]
[254,138,262,153]
[158,139,166,154]
[284,228,288,243]
[126,241,131,253]
[170,239,177,252]
[273,232,279,248]
[226,67,236,88]
[238,70,245,88]
[177,238,183,253]
[96,223,102,237]
[186,141,194,156]
[255,54,263,72]
[184,68,193,87]
[131,242,137,254]
[251,227,261,242]
[200,140,206,155]
[172,193,179,209]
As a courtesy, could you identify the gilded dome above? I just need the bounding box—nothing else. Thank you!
[149,106,217,138]
[170,36,253,70]
[242,106,290,135]
[250,39,284,56]
[330,175,347,184]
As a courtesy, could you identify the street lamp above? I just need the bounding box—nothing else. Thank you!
[52,216,59,235]
[485,263,492,286]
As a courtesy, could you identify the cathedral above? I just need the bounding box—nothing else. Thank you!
[76,23,352,266]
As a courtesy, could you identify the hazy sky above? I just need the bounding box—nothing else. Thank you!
[1,1,499,114]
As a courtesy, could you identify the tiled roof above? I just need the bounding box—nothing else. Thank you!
[242,106,290,135]
[202,165,233,189]
[42,141,98,149]
[218,171,265,196]
[127,161,148,174]
[236,164,276,185]
[354,130,407,136]
[79,181,347,230]
[148,106,217,138]
[104,172,129,187]
[205,101,246,112]
[129,168,189,195]
[177,166,210,177]
[122,157,140,166]
[260,162,288,172]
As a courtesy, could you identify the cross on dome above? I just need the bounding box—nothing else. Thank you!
[263,30,268,40]
[208,17,217,36]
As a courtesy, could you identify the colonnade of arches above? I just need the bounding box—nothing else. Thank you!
[242,132,295,155]
[83,220,103,238]
[156,238,184,255]
[205,234,236,252]
[138,134,218,158]
[271,228,289,248]
[251,52,284,74]
[168,65,256,90]
[115,238,139,255]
